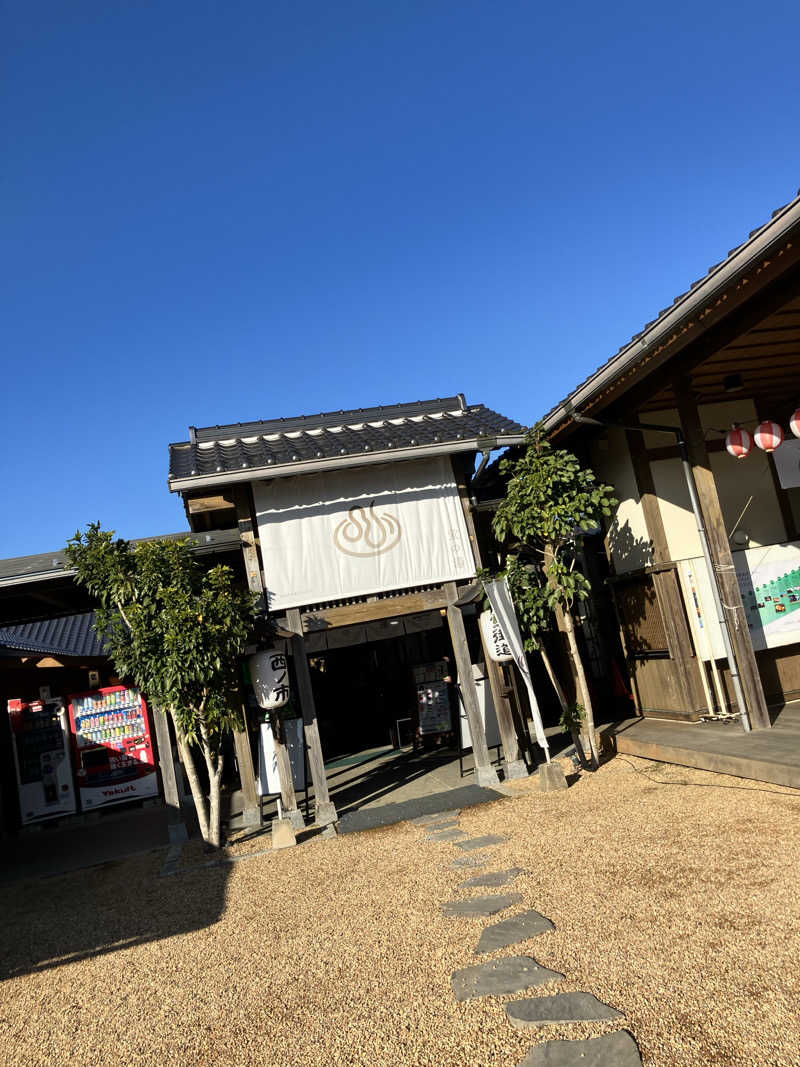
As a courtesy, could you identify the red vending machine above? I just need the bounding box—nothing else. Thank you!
[67,685,160,809]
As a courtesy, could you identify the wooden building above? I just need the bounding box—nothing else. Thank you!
[168,394,530,828]
[541,191,800,730]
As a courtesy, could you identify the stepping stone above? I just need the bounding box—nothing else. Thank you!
[412,810,460,825]
[424,818,460,832]
[475,909,555,954]
[451,854,488,869]
[451,955,563,1002]
[507,993,623,1029]
[426,828,467,842]
[441,893,522,918]
[455,834,507,851]
[517,1030,642,1065]
[461,867,523,889]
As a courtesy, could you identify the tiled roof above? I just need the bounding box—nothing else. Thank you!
[0,612,106,658]
[542,188,800,429]
[168,395,526,489]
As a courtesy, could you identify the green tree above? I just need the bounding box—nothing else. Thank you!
[492,427,617,769]
[66,525,257,847]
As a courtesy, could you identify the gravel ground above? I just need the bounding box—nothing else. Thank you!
[2,755,799,1067]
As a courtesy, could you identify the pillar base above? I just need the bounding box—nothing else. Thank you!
[241,806,262,828]
[503,759,529,781]
[475,765,501,789]
[271,817,297,850]
[538,761,569,792]
[314,800,338,827]
[287,807,305,830]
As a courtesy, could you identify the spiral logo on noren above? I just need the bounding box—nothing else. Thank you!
[333,501,402,557]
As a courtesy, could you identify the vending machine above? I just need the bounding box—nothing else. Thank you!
[7,698,78,824]
[67,685,159,809]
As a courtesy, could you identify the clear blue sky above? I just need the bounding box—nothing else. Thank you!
[4,1,800,557]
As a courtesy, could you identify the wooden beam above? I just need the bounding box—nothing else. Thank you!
[445,583,499,788]
[186,494,235,515]
[302,587,448,630]
[151,706,188,843]
[673,379,771,729]
[286,607,337,827]
[230,485,298,826]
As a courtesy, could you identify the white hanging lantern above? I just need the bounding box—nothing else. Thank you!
[754,421,784,453]
[725,425,752,459]
[479,610,513,663]
[249,648,290,709]
[790,409,800,439]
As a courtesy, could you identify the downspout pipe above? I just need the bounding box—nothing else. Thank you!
[573,413,752,733]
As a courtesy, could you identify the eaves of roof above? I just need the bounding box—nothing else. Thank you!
[168,399,526,492]
[0,612,106,658]
[541,189,800,434]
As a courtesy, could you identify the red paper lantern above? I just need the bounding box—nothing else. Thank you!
[790,409,800,439]
[725,426,752,459]
[754,421,784,453]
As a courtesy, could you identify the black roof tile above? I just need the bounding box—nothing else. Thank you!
[0,612,106,658]
[168,395,526,487]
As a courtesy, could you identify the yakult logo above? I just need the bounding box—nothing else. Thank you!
[333,501,402,558]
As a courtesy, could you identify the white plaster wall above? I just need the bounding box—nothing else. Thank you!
[589,427,652,574]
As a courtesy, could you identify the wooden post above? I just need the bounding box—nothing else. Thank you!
[479,631,528,779]
[231,485,300,826]
[286,608,337,826]
[445,583,499,788]
[626,427,705,718]
[452,457,528,780]
[673,379,771,729]
[151,707,188,844]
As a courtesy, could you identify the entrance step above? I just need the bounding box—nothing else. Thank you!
[451,955,563,1002]
[507,993,623,1029]
[475,909,555,954]
[517,1030,642,1065]
[441,893,522,918]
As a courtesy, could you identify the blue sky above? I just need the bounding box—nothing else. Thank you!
[3,1,800,557]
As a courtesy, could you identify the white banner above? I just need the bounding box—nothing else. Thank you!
[254,456,475,610]
[484,578,550,760]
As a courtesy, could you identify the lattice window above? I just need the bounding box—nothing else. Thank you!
[613,574,668,655]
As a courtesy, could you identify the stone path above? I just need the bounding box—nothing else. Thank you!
[451,955,564,1002]
[441,893,522,918]
[412,805,643,1065]
[507,993,622,1029]
[474,909,555,954]
[460,867,523,889]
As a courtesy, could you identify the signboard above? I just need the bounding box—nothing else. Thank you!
[253,456,474,610]
[679,540,800,658]
[480,610,513,662]
[458,663,502,751]
[413,662,452,735]
[258,716,306,796]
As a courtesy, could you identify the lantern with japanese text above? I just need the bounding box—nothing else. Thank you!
[479,610,513,663]
[249,649,290,710]
[754,421,784,453]
[790,409,800,439]
[725,425,752,459]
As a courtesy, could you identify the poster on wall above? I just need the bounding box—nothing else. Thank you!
[253,455,475,610]
[679,540,800,659]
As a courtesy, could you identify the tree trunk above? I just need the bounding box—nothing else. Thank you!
[562,610,600,770]
[539,646,588,768]
[171,712,210,841]
[199,721,224,849]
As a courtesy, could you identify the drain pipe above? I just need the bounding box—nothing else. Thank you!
[573,413,752,733]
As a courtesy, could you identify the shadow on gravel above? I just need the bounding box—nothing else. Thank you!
[0,812,229,983]
[337,783,509,833]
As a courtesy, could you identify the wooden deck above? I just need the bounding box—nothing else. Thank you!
[612,702,800,788]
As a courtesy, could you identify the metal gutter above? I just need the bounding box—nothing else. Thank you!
[542,192,800,434]
[168,435,527,493]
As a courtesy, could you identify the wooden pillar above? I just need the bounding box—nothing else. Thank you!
[286,608,337,826]
[626,427,705,719]
[152,707,188,844]
[673,379,771,729]
[445,583,499,788]
[452,457,528,780]
[231,485,300,826]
